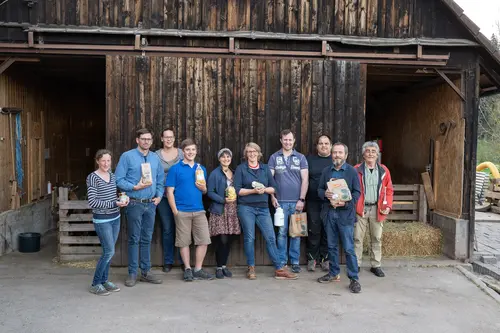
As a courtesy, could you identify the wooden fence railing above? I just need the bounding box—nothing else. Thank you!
[57,184,427,262]
[388,184,427,222]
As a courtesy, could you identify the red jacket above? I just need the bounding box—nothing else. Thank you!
[354,162,394,222]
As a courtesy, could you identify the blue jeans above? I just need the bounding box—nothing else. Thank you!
[157,197,176,265]
[238,205,282,269]
[125,201,156,275]
[92,217,120,286]
[324,209,359,280]
[276,201,301,265]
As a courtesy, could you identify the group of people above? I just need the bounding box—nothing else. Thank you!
[86,127,393,296]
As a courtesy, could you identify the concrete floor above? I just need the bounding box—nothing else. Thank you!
[1,241,500,333]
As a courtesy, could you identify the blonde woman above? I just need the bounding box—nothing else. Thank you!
[233,142,297,280]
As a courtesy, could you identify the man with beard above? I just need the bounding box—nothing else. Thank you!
[316,142,361,293]
[115,128,164,287]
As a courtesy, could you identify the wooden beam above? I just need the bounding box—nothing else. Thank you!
[322,41,327,56]
[434,69,466,101]
[421,172,436,209]
[229,37,235,53]
[0,58,15,75]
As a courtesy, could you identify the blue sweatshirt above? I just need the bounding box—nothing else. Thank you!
[115,148,164,199]
[233,162,277,208]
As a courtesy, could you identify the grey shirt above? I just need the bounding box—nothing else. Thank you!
[155,148,184,175]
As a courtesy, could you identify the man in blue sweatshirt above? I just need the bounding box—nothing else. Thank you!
[115,128,164,287]
[316,142,362,293]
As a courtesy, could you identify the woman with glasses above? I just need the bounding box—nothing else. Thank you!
[233,142,297,280]
[155,128,184,273]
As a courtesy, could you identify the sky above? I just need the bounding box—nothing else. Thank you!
[454,0,500,38]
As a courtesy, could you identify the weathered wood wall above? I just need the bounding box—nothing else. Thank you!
[367,81,464,217]
[106,55,366,265]
[1,0,468,38]
[106,55,366,171]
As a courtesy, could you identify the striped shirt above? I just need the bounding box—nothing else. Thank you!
[86,171,120,222]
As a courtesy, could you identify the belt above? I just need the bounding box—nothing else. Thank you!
[129,198,153,203]
[365,202,377,206]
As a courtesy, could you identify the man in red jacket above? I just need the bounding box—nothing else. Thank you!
[354,141,393,277]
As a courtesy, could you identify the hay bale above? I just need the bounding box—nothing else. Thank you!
[362,222,442,257]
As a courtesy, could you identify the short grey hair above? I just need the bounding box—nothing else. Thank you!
[332,142,348,155]
[362,141,380,155]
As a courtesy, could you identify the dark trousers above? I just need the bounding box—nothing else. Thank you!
[306,200,329,261]
[212,234,233,267]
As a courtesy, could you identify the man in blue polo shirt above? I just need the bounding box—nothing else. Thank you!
[316,142,362,293]
[115,128,164,287]
[166,138,214,282]
[269,129,309,274]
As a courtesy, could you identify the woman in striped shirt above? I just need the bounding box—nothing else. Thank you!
[86,149,129,296]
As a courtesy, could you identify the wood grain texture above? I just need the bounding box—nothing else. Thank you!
[106,55,367,265]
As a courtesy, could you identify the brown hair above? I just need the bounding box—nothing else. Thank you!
[243,142,263,161]
[95,149,112,161]
[136,128,152,138]
[161,128,175,137]
[280,129,294,139]
[180,138,197,150]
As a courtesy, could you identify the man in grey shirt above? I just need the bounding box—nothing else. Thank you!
[269,129,309,273]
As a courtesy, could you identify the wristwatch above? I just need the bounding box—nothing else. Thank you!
[299,198,305,203]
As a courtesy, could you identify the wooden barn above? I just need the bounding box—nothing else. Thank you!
[0,0,499,264]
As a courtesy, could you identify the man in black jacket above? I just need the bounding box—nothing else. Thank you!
[316,142,362,293]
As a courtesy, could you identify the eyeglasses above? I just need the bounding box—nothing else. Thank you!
[163,136,174,139]
[139,138,153,142]
[247,150,258,154]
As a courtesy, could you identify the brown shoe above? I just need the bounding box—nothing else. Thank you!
[275,267,298,280]
[247,266,257,280]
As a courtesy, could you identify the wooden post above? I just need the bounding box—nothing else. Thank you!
[418,185,428,222]
[39,111,45,197]
[27,112,33,202]
[433,140,440,203]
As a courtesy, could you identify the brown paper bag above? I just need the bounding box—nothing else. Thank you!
[289,212,308,238]
[141,163,153,185]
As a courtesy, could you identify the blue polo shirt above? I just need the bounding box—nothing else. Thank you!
[166,160,207,212]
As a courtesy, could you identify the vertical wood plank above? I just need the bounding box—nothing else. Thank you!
[311,61,323,148]
[366,0,378,36]
[177,57,187,138]
[334,0,344,35]
[286,0,298,33]
[227,0,238,30]
[257,60,266,156]
[193,58,203,147]
[359,0,367,36]
[290,60,301,139]
[279,59,291,131]
[298,0,309,33]
[275,0,285,33]
[163,0,177,29]
[300,60,311,154]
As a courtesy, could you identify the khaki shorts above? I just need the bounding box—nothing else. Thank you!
[174,211,211,247]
